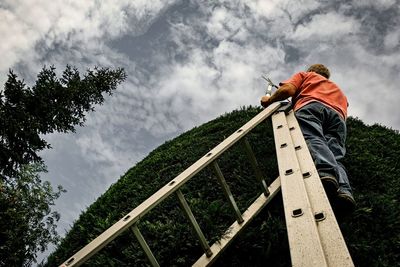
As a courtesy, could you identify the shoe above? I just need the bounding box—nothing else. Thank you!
[320,176,339,198]
[336,191,356,214]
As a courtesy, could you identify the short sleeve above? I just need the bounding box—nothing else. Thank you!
[279,72,305,90]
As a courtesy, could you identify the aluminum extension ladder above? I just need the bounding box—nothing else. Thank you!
[60,102,354,267]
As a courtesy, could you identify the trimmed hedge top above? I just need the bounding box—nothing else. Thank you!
[46,107,400,267]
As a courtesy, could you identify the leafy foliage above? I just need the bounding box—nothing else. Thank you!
[0,65,126,266]
[45,107,400,267]
[0,66,126,179]
[0,163,65,266]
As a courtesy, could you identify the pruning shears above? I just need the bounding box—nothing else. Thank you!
[261,75,278,97]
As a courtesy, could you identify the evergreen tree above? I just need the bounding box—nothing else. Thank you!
[0,65,126,179]
[0,65,126,266]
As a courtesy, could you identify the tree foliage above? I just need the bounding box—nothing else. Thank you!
[0,65,126,179]
[45,107,400,267]
[0,163,65,266]
[0,65,126,266]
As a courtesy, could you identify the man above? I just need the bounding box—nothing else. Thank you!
[260,64,355,213]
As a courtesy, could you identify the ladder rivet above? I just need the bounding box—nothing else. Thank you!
[292,208,303,217]
[280,143,287,148]
[285,169,293,175]
[295,145,301,150]
[302,172,311,178]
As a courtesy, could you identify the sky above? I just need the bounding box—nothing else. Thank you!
[1,0,400,263]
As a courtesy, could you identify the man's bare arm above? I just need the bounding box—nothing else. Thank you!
[260,83,297,108]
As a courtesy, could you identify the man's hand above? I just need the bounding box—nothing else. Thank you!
[260,83,297,108]
[260,95,271,108]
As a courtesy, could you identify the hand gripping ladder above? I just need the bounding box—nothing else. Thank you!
[60,102,354,267]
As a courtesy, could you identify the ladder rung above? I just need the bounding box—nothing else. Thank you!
[211,161,244,224]
[193,176,281,267]
[176,189,212,257]
[241,137,270,196]
[130,224,160,267]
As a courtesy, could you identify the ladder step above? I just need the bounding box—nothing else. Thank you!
[241,137,270,196]
[131,224,160,267]
[193,177,281,267]
[211,161,244,224]
[176,189,212,257]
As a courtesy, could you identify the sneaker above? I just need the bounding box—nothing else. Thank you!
[320,176,339,198]
[336,191,356,214]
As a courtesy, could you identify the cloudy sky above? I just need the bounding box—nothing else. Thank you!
[1,0,400,262]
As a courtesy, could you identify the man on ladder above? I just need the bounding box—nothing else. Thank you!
[260,64,355,214]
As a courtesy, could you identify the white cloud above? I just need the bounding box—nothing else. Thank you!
[352,0,397,10]
[292,13,360,41]
[384,30,400,50]
[205,6,243,41]
[0,0,176,74]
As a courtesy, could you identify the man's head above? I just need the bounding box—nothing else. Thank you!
[307,64,330,79]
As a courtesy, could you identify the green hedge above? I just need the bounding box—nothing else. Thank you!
[45,107,400,267]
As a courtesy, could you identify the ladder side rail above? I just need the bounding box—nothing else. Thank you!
[272,110,328,267]
[193,176,281,267]
[286,112,354,266]
[60,103,281,267]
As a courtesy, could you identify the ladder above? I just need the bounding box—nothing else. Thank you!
[60,102,354,267]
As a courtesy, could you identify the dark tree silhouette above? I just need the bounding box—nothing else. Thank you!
[0,65,126,266]
[0,65,126,180]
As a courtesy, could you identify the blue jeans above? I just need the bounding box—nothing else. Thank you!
[295,101,352,195]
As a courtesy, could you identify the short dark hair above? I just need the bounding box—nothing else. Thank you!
[307,64,330,79]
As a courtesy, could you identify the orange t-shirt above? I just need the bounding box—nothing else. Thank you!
[280,72,348,119]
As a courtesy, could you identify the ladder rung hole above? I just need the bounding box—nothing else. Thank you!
[314,212,325,222]
[237,129,243,133]
[289,126,295,131]
[285,169,293,175]
[280,143,287,148]
[302,172,311,178]
[169,181,175,186]
[295,145,301,150]
[292,208,303,217]
[206,152,212,157]
[123,215,131,221]
[277,125,283,129]
[66,257,75,265]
